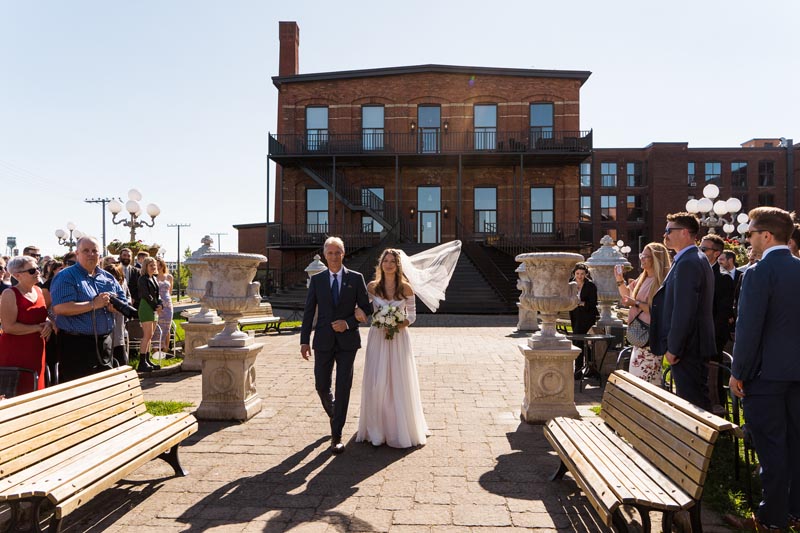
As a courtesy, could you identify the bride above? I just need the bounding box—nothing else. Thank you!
[356,242,460,448]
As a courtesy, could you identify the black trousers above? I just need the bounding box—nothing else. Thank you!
[57,332,114,384]
[670,356,710,410]
[313,346,357,439]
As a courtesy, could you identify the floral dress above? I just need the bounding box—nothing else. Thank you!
[627,277,662,385]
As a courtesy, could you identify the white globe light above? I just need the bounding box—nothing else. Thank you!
[723,224,734,234]
[703,184,720,199]
[55,229,66,239]
[616,240,624,247]
[128,189,142,201]
[738,222,750,235]
[726,197,742,213]
[126,200,140,214]
[697,198,713,213]
[66,221,76,231]
[621,246,631,254]
[737,213,749,224]
[73,230,83,239]
[713,200,729,216]
[146,203,161,218]
[108,199,123,214]
[686,199,700,213]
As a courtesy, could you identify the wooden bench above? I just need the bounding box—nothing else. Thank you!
[544,370,740,533]
[0,366,198,532]
[237,315,282,334]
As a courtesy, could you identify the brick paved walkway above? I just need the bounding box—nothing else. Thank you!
[62,316,732,532]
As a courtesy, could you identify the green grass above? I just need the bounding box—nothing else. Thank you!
[703,432,760,521]
[144,400,193,416]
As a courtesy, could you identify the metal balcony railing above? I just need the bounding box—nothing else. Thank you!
[269,129,592,156]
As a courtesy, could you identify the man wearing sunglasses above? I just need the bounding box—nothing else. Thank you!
[728,207,800,531]
[650,212,716,409]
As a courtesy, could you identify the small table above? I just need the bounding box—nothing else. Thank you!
[567,333,614,391]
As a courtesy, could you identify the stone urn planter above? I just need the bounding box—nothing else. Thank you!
[184,256,222,325]
[515,262,539,333]
[515,252,583,423]
[194,252,267,421]
[585,235,632,328]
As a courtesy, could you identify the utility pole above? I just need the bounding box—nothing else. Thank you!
[84,197,115,254]
[167,223,191,300]
[210,232,228,252]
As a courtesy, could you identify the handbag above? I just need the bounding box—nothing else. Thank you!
[626,314,650,348]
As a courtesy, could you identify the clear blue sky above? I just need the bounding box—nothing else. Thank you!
[1,0,797,262]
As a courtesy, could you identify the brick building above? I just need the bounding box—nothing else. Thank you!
[235,21,797,308]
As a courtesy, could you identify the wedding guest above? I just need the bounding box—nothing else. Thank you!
[136,257,161,372]
[615,243,671,385]
[0,256,52,394]
[155,258,174,357]
[0,256,12,294]
[789,223,800,258]
[569,263,599,380]
[104,262,130,366]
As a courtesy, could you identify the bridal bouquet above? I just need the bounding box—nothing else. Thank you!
[371,305,406,340]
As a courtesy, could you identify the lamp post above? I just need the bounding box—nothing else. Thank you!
[685,184,748,236]
[107,189,161,242]
[168,223,191,300]
[55,222,83,251]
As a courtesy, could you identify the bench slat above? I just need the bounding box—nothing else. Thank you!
[564,417,689,510]
[56,422,197,519]
[0,406,148,491]
[544,420,618,527]
[0,382,142,453]
[10,414,195,501]
[237,317,281,325]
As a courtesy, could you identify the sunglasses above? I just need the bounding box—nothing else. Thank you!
[743,229,768,239]
[699,246,722,253]
[663,227,686,235]
[21,267,40,275]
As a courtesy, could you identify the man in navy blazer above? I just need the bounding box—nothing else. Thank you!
[650,212,716,409]
[730,207,800,531]
[301,236,371,454]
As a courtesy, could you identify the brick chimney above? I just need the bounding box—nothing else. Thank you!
[278,21,299,77]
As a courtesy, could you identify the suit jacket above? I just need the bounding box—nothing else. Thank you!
[650,246,716,361]
[711,262,735,338]
[569,279,599,334]
[137,273,161,310]
[732,248,800,382]
[300,267,371,352]
[128,266,142,307]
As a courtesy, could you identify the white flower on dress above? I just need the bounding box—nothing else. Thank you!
[372,305,406,340]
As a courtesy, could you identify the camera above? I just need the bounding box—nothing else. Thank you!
[109,296,138,319]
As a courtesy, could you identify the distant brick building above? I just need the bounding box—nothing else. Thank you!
[236,21,797,291]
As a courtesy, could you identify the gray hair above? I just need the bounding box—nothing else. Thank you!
[8,255,38,274]
[323,236,345,252]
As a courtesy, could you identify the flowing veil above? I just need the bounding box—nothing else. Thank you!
[398,240,462,312]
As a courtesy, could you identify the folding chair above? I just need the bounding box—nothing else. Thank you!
[0,367,40,398]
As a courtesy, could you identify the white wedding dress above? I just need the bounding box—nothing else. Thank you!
[356,295,428,448]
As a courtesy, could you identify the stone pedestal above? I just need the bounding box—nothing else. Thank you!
[182,321,225,372]
[195,343,263,421]
[516,304,539,332]
[518,344,581,423]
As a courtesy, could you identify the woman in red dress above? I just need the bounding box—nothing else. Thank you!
[0,255,52,394]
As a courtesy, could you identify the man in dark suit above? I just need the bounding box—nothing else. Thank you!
[719,250,741,337]
[650,212,716,409]
[730,207,800,531]
[301,237,371,454]
[700,234,735,357]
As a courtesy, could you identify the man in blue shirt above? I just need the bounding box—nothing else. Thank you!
[51,236,127,382]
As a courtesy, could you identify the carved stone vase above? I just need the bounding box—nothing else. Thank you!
[585,235,632,328]
[515,262,539,333]
[515,252,583,423]
[194,252,267,421]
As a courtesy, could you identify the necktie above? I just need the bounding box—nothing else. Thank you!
[331,273,340,307]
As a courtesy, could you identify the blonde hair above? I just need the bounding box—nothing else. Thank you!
[632,242,671,305]
[156,257,168,275]
[373,249,411,300]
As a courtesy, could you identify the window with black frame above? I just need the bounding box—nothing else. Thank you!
[600,195,617,221]
[530,187,554,234]
[731,161,748,188]
[626,161,643,187]
[580,162,591,188]
[688,161,696,186]
[362,106,384,151]
[758,160,775,187]
[474,187,497,233]
[306,189,328,233]
[705,161,721,185]
[601,162,617,187]
[530,103,553,146]
[306,107,328,151]
[626,195,644,222]
[361,187,384,232]
[474,104,497,151]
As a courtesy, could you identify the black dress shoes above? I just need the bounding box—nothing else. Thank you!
[330,435,345,454]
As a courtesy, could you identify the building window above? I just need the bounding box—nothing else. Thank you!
[474,104,497,150]
[705,162,721,185]
[758,192,775,206]
[759,160,775,187]
[361,187,384,232]
[580,196,592,221]
[626,195,644,222]
[306,189,328,233]
[530,103,554,145]
[580,163,591,188]
[731,161,748,189]
[688,162,696,186]
[306,107,328,151]
[530,187,554,233]
[626,162,643,187]
[362,106,384,151]
[601,162,617,187]
[474,187,497,233]
[600,195,617,221]
[418,105,441,153]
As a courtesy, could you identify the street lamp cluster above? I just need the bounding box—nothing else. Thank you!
[108,189,161,242]
[54,222,83,251]
[685,184,749,236]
